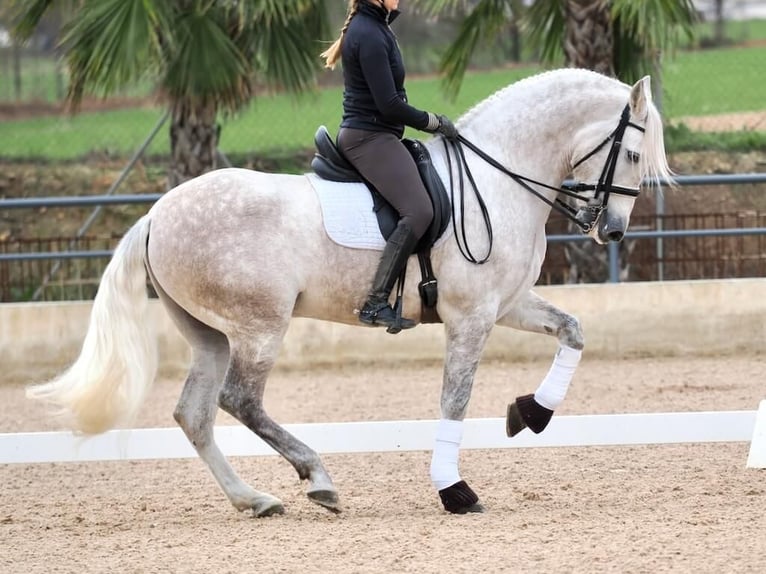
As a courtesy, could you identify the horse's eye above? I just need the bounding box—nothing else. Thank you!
[626,150,640,164]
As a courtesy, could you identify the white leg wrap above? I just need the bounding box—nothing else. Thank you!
[430,418,463,491]
[534,345,582,410]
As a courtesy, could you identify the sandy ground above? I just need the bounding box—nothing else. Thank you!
[1,354,765,573]
[675,110,766,132]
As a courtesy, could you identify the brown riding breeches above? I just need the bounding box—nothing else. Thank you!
[337,127,433,240]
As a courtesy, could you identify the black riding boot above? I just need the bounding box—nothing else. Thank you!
[359,221,419,332]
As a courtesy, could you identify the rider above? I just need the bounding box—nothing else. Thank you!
[320,0,458,332]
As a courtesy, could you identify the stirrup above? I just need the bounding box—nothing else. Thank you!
[358,301,415,333]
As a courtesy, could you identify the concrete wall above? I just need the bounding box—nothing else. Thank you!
[2,279,765,378]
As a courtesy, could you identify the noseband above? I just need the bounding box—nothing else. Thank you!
[443,103,646,264]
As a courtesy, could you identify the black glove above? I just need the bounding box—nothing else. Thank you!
[436,114,458,139]
[425,112,459,139]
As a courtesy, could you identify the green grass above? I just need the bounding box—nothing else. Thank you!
[1,107,171,159]
[685,17,766,47]
[0,54,64,102]
[1,40,764,160]
[661,45,766,117]
[664,123,766,152]
[0,51,156,103]
[1,65,543,160]
[219,65,542,155]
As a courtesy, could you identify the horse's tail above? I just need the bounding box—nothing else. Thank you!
[27,214,157,434]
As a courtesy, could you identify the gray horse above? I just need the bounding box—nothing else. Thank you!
[28,68,672,516]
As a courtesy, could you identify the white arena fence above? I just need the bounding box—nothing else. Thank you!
[3,404,765,468]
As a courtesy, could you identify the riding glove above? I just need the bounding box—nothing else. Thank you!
[425,112,459,139]
[436,114,458,139]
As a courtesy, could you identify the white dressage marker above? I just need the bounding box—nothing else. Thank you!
[1,410,756,465]
[746,400,766,469]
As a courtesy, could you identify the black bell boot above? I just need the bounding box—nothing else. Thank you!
[359,221,419,332]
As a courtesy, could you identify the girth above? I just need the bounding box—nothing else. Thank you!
[311,125,451,323]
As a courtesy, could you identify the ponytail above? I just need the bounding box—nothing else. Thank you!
[320,0,359,69]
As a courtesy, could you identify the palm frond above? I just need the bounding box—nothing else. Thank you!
[251,20,318,93]
[239,0,329,93]
[8,0,56,41]
[439,0,514,99]
[612,0,697,55]
[63,0,163,106]
[612,0,697,81]
[233,0,327,27]
[163,10,251,111]
[522,0,566,65]
[410,0,469,18]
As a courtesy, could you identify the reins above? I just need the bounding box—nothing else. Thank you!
[441,136,494,264]
[441,104,646,263]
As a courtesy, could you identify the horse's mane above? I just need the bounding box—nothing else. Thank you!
[642,94,674,186]
[457,68,673,186]
[457,68,622,125]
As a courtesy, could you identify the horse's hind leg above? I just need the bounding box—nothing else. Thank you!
[153,283,284,516]
[497,289,584,437]
[218,331,340,513]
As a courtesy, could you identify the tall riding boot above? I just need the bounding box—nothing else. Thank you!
[359,221,419,331]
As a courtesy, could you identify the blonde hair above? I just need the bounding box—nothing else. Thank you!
[320,0,360,69]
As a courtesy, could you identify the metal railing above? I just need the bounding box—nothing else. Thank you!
[2,173,766,288]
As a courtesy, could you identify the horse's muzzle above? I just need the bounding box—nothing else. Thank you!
[597,212,628,243]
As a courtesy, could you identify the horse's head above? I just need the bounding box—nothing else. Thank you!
[567,76,672,245]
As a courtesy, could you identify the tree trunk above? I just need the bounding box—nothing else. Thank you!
[13,42,22,100]
[562,0,622,282]
[563,0,614,77]
[714,0,725,45]
[508,20,521,62]
[168,99,219,189]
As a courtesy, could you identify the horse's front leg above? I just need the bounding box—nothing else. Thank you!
[432,312,495,514]
[497,289,584,437]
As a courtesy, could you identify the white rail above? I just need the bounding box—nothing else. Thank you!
[1,409,761,465]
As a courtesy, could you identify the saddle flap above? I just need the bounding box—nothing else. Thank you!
[402,138,452,251]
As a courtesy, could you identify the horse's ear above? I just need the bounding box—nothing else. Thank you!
[630,76,652,120]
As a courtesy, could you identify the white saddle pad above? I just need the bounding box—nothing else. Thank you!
[307,173,386,250]
[306,156,453,251]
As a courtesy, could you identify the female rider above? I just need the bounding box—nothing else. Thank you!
[321,0,458,332]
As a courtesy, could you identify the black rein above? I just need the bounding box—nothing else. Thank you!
[441,103,646,263]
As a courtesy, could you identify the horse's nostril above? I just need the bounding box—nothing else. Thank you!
[607,230,624,242]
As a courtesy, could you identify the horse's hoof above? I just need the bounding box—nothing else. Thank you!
[506,394,553,436]
[308,489,342,514]
[506,402,527,437]
[253,501,285,518]
[438,480,483,514]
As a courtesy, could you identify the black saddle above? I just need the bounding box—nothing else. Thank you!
[311,125,452,322]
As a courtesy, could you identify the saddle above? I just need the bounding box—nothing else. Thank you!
[311,126,451,323]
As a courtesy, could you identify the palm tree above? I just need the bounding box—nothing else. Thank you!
[11,0,329,187]
[414,0,697,97]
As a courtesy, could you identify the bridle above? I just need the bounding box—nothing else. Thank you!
[442,103,646,264]
[563,104,646,230]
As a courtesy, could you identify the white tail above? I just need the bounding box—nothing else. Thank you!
[27,215,158,434]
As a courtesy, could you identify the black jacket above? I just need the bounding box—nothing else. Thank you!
[339,2,430,137]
